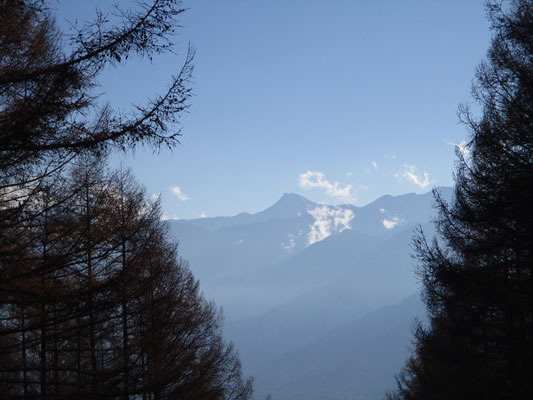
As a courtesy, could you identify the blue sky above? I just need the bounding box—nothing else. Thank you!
[56,0,490,220]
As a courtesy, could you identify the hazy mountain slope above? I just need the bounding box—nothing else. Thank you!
[245,229,380,311]
[170,188,450,279]
[347,186,452,236]
[169,189,447,321]
[169,215,313,279]
[253,294,426,400]
[226,223,433,371]
[253,229,379,285]
[166,188,448,398]
[174,193,316,232]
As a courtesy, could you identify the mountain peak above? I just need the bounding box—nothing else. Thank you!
[278,192,312,204]
[255,193,315,220]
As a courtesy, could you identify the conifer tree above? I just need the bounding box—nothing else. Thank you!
[0,0,193,239]
[389,1,533,398]
[0,2,252,399]
[0,154,253,399]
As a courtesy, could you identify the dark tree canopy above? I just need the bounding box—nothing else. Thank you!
[388,1,533,399]
[0,1,253,399]
[0,0,193,157]
[0,0,193,213]
[0,155,253,399]
[0,0,194,241]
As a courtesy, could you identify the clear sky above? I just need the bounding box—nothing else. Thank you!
[56,0,490,220]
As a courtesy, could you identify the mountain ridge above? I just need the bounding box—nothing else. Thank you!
[167,187,451,399]
[174,187,452,232]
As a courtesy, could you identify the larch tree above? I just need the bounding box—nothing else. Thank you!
[0,1,253,399]
[0,154,253,399]
[0,0,193,236]
[388,1,533,399]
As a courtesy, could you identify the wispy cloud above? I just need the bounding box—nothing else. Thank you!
[372,161,378,169]
[447,140,470,159]
[457,141,470,159]
[382,216,401,229]
[170,186,189,201]
[307,206,354,245]
[161,215,179,221]
[397,164,430,189]
[299,170,356,202]
[380,208,404,229]
[281,229,303,253]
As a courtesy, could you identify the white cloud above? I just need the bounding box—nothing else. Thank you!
[281,229,303,253]
[446,140,470,160]
[307,206,354,245]
[200,212,207,218]
[236,239,244,245]
[162,215,179,221]
[170,186,189,201]
[447,140,470,159]
[457,141,470,159]
[382,216,401,229]
[400,164,430,189]
[380,208,404,229]
[372,161,378,169]
[358,184,368,191]
[299,170,356,202]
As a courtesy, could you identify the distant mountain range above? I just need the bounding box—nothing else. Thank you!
[167,187,453,400]
[254,294,426,400]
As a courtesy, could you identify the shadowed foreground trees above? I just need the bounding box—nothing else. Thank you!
[0,0,193,232]
[0,156,253,399]
[0,1,252,399]
[388,1,533,399]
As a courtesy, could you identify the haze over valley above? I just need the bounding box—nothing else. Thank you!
[169,187,453,399]
[4,1,529,399]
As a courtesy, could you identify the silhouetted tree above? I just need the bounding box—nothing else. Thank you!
[388,1,533,399]
[0,1,252,399]
[0,0,193,240]
[0,155,253,399]
[0,0,192,313]
[0,0,192,162]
